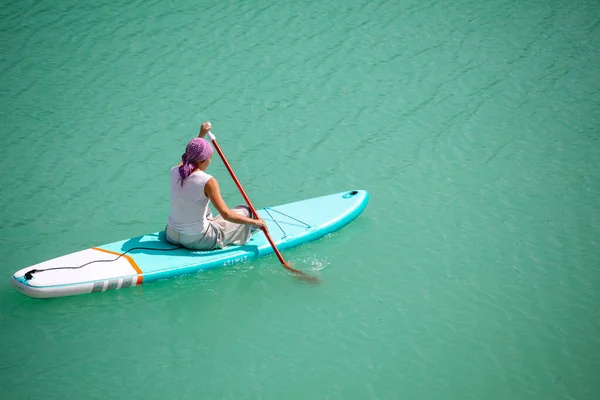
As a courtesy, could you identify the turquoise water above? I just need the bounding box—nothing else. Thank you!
[1,0,599,398]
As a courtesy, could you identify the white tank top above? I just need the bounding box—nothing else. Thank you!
[168,166,213,235]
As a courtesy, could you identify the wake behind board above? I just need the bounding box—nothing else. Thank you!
[12,190,369,298]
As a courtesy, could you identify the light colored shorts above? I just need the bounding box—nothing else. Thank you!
[166,205,255,251]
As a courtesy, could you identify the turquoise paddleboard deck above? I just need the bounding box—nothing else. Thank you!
[12,190,369,298]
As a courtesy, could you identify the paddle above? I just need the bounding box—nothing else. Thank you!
[204,123,319,284]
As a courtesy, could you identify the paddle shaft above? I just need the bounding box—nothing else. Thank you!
[206,132,291,268]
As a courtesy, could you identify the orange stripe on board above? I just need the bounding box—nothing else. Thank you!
[92,247,143,285]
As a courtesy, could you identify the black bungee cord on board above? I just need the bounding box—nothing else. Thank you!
[24,245,184,280]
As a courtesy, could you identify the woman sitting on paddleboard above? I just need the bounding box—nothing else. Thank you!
[166,122,268,250]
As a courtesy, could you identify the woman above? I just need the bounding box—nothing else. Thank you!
[166,122,268,250]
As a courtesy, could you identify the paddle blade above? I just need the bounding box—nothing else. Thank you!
[294,272,321,285]
[284,262,320,284]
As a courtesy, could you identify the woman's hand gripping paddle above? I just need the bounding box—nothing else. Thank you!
[204,123,319,284]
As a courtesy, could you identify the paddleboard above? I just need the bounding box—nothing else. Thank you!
[11,190,369,298]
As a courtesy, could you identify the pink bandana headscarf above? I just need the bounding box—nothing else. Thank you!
[178,138,214,186]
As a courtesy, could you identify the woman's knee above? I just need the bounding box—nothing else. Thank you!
[234,204,252,217]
